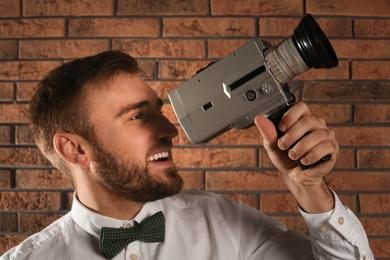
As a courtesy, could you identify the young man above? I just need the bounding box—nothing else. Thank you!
[1,51,373,259]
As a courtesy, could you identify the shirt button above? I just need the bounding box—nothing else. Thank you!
[125,223,132,228]
[130,254,138,260]
[338,217,345,225]
[320,224,329,232]
[362,255,366,260]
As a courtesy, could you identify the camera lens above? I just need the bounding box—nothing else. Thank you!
[292,14,338,69]
[264,13,338,84]
[245,90,257,102]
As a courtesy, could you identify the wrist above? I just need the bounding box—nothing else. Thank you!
[288,178,335,214]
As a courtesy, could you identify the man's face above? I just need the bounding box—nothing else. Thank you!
[87,74,183,203]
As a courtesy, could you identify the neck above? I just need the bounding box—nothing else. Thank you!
[74,171,144,220]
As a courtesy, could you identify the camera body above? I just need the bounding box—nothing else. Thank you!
[168,39,296,143]
[168,14,338,146]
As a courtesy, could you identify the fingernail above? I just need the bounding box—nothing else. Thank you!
[289,149,297,160]
[278,139,287,150]
[301,156,308,165]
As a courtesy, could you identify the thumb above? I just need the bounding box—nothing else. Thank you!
[254,115,279,151]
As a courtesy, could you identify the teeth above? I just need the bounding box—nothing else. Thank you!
[148,152,169,162]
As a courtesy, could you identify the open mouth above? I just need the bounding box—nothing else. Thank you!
[147,151,170,162]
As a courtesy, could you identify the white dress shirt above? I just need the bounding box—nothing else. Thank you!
[1,190,374,260]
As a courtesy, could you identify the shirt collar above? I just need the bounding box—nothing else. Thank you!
[70,192,160,238]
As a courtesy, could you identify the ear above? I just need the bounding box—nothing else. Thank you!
[53,132,92,168]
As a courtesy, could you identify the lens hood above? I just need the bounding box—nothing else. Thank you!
[292,14,338,69]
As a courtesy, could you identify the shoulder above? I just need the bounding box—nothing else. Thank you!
[1,213,74,260]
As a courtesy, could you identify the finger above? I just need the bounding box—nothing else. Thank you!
[289,129,338,162]
[278,102,311,132]
[279,115,327,151]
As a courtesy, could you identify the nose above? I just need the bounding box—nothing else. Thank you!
[153,111,178,140]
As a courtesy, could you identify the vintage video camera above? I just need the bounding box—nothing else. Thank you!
[168,14,338,169]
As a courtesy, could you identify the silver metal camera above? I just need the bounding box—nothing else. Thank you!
[169,14,338,155]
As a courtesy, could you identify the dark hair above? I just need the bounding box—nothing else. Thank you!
[29,51,140,176]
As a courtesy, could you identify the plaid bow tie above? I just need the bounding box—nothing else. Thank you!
[99,211,165,259]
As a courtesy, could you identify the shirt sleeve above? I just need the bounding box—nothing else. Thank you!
[299,189,374,260]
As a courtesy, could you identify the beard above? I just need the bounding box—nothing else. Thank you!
[91,140,183,203]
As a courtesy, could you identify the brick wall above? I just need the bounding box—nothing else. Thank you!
[0,0,389,258]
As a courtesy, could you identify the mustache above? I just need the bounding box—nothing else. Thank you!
[147,137,174,154]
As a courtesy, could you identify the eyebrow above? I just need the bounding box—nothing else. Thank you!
[115,98,164,118]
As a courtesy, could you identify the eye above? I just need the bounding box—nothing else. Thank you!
[130,113,143,120]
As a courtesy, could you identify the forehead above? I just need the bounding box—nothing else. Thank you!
[87,74,159,115]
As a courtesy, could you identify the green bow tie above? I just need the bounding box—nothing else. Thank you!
[99,211,165,259]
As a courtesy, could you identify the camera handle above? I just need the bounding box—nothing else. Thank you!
[267,105,331,170]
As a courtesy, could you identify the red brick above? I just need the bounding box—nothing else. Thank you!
[369,238,390,258]
[0,82,14,101]
[0,40,17,59]
[180,171,204,190]
[352,61,390,80]
[0,61,62,80]
[355,104,390,123]
[65,192,74,210]
[357,149,390,169]
[0,191,61,210]
[211,0,303,16]
[0,19,65,38]
[68,18,159,37]
[23,0,112,16]
[308,104,351,124]
[0,170,12,188]
[0,213,17,232]
[205,171,287,191]
[19,213,64,232]
[302,82,390,102]
[338,194,357,212]
[0,147,51,167]
[117,0,208,15]
[138,60,156,80]
[112,39,206,58]
[15,125,34,145]
[148,81,182,100]
[15,169,72,189]
[19,40,109,59]
[355,19,390,38]
[0,235,28,254]
[0,0,20,17]
[224,193,257,209]
[0,104,29,123]
[260,193,299,213]
[325,171,390,191]
[0,126,13,145]
[207,39,253,59]
[359,217,390,236]
[163,18,255,37]
[307,0,390,17]
[360,194,390,213]
[334,149,355,169]
[295,61,349,81]
[273,216,307,233]
[208,127,263,146]
[333,127,390,146]
[16,82,38,101]
[332,39,390,59]
[259,17,352,38]
[158,60,211,80]
[173,148,256,168]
